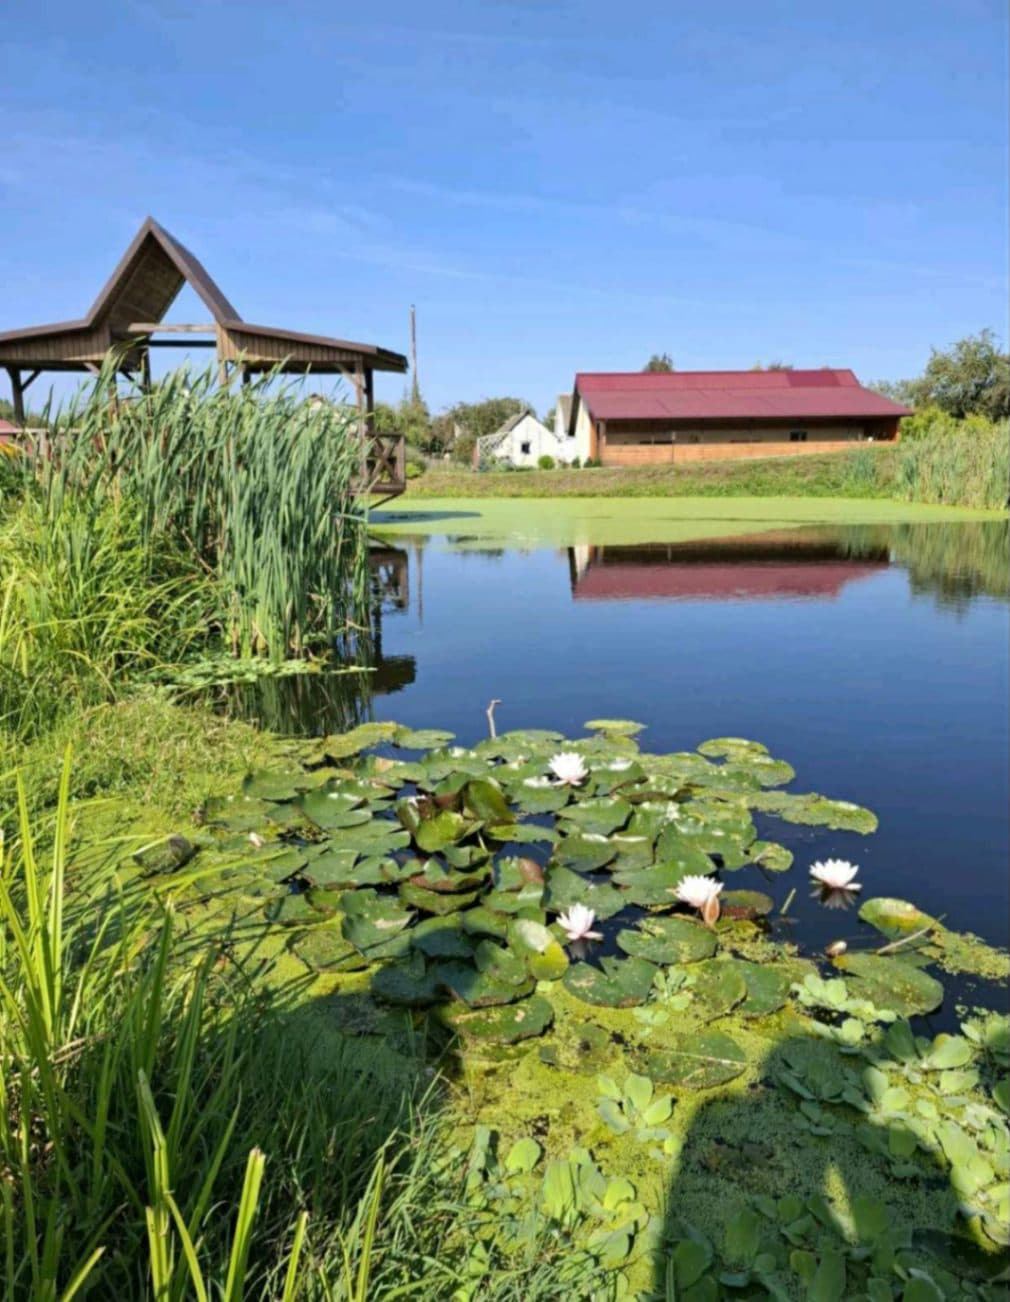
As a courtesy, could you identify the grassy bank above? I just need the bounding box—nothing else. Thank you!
[406,421,1009,510]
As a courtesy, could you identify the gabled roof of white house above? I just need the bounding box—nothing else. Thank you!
[476,407,558,458]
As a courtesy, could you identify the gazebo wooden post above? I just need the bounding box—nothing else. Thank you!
[353,358,368,488]
[6,368,24,426]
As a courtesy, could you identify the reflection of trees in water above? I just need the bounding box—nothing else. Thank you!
[841,522,1009,612]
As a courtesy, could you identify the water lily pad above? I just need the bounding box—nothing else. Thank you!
[329,823,411,855]
[408,858,489,893]
[303,722,399,763]
[444,993,554,1043]
[341,889,414,959]
[372,953,441,1006]
[543,865,626,920]
[511,782,573,815]
[508,918,569,980]
[487,823,557,845]
[553,833,617,872]
[584,719,645,736]
[560,796,633,837]
[641,1030,748,1088]
[297,789,370,831]
[416,809,479,853]
[463,777,514,824]
[728,959,791,1017]
[436,950,535,1006]
[745,842,794,873]
[833,952,944,1016]
[750,790,878,834]
[697,737,769,760]
[263,892,324,926]
[410,915,476,960]
[612,860,712,907]
[719,890,775,919]
[399,883,481,915]
[460,905,510,940]
[242,771,303,801]
[394,727,456,749]
[616,916,717,965]
[483,883,545,914]
[689,960,748,1021]
[492,856,544,891]
[563,956,658,1007]
[291,923,368,972]
[858,897,938,941]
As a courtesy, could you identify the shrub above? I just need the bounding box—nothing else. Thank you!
[537,454,555,470]
[405,461,424,479]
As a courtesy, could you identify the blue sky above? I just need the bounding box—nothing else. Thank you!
[1,0,1006,414]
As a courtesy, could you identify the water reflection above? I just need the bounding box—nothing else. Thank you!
[568,531,890,602]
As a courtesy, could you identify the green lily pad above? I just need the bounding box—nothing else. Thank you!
[408,858,489,893]
[303,722,399,763]
[443,993,555,1044]
[328,823,411,855]
[858,897,938,941]
[511,781,573,815]
[341,889,414,959]
[297,789,370,831]
[728,959,791,1017]
[697,737,770,760]
[460,905,510,940]
[689,960,748,1022]
[612,860,711,907]
[415,809,478,854]
[641,1030,748,1089]
[833,953,944,1016]
[584,719,645,736]
[745,842,794,873]
[543,865,626,920]
[508,918,569,981]
[719,890,775,919]
[410,915,476,960]
[393,727,456,749]
[616,916,717,965]
[242,771,303,801]
[263,892,325,926]
[560,796,633,837]
[372,953,441,1006]
[487,823,558,845]
[563,956,658,1008]
[436,952,535,1007]
[483,882,545,914]
[750,790,878,834]
[463,777,514,824]
[290,923,369,972]
[399,883,481,915]
[492,856,544,892]
[553,833,618,872]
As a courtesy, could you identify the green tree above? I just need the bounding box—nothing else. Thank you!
[643,353,674,373]
[750,361,793,371]
[444,397,531,442]
[906,330,1009,419]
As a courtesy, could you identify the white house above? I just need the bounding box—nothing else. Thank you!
[476,408,563,468]
[552,393,592,464]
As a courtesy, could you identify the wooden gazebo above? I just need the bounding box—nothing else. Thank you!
[0,217,409,498]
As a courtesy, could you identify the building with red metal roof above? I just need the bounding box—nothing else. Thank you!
[566,368,910,467]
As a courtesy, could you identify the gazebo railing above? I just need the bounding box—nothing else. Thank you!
[355,431,406,502]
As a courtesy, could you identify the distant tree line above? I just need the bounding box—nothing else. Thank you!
[872,330,1009,421]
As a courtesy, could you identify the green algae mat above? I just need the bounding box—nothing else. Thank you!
[371,496,1005,550]
[131,720,1009,1299]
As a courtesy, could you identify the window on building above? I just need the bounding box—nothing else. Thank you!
[789,430,808,442]
[520,441,531,455]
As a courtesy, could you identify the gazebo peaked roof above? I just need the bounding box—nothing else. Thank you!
[0,216,408,379]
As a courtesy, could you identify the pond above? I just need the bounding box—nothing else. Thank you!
[229,516,1009,958]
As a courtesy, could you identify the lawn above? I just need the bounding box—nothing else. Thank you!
[371,495,1005,549]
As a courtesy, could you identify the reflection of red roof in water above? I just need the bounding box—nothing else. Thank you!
[574,561,887,602]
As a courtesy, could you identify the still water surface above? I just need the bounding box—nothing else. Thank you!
[238,521,1009,957]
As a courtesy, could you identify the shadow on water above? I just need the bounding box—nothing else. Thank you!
[653,1029,1007,1297]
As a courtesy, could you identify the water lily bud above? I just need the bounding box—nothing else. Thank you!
[824,939,847,957]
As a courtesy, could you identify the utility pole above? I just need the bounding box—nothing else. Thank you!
[409,304,419,402]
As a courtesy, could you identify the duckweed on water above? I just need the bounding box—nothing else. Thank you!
[135,719,1009,1298]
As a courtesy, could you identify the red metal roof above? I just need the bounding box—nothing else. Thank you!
[574,369,910,422]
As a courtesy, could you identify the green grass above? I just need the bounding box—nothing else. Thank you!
[372,494,1005,550]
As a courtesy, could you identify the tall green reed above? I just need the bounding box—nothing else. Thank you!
[37,358,371,660]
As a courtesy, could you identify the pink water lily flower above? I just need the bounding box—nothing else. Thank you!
[558,904,603,942]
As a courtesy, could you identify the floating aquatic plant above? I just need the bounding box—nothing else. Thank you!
[557,904,602,943]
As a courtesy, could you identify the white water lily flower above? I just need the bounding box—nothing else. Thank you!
[549,752,588,786]
[558,904,603,942]
[809,859,861,892]
[675,875,723,911]
[248,832,265,848]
